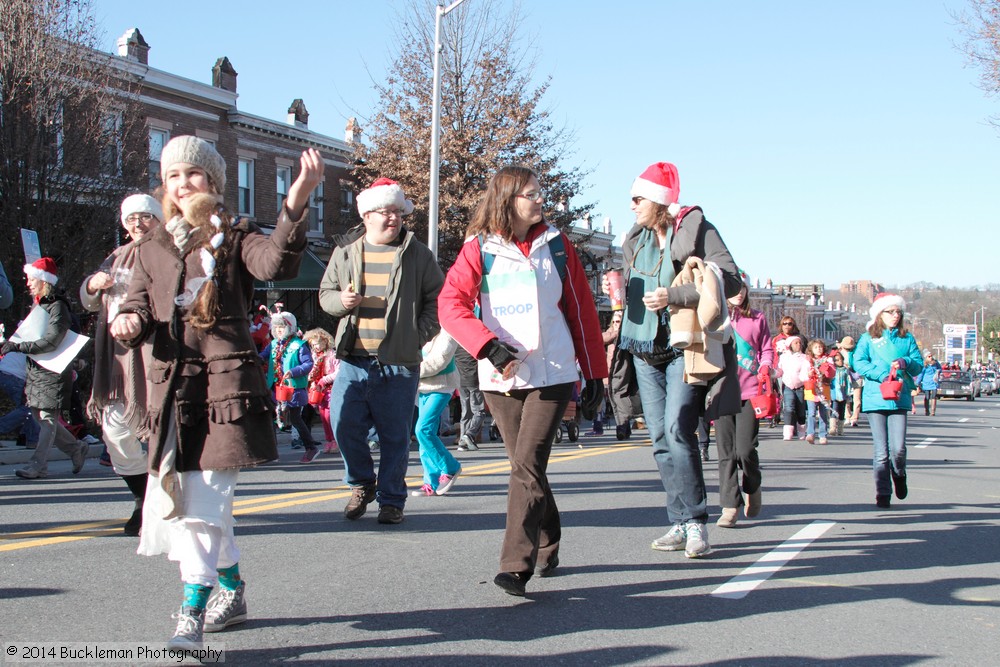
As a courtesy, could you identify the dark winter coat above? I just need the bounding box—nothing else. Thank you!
[20,295,74,411]
[119,208,308,474]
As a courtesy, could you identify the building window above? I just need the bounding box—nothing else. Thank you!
[340,187,353,213]
[99,112,123,176]
[238,158,255,217]
[308,180,324,233]
[276,165,291,213]
[148,128,169,190]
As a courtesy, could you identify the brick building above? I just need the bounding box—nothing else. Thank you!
[115,27,357,326]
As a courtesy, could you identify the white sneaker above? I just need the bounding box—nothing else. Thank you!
[651,524,687,551]
[684,522,711,558]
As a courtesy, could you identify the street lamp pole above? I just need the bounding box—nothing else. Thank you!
[428,0,470,260]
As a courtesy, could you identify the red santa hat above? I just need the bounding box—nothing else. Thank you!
[23,257,58,285]
[631,162,682,217]
[868,292,905,328]
[356,177,414,217]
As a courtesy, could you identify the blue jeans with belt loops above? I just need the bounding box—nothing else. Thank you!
[329,356,419,509]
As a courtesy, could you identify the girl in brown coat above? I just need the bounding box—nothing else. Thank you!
[110,136,323,649]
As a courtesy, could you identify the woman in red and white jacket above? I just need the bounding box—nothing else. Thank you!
[439,165,607,597]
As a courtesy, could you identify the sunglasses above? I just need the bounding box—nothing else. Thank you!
[631,196,645,205]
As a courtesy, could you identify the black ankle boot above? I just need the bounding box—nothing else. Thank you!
[122,473,148,537]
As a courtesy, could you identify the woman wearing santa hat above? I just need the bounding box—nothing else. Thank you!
[604,162,743,558]
[851,293,923,509]
[2,258,90,480]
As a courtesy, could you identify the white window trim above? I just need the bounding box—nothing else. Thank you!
[238,157,255,219]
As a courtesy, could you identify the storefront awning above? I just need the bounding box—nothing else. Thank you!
[255,249,327,291]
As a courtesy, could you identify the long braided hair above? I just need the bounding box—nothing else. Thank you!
[163,188,234,330]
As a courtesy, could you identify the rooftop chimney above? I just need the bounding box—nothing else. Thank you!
[603,217,612,234]
[287,99,309,129]
[345,117,361,144]
[117,28,150,65]
[212,57,238,93]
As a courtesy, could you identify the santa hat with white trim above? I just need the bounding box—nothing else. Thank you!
[631,162,682,217]
[356,177,414,217]
[868,292,905,328]
[24,257,58,285]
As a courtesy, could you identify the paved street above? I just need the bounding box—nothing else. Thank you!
[1,396,998,666]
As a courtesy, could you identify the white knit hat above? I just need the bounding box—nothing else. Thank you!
[120,194,164,226]
[159,136,227,191]
[868,292,905,328]
[24,257,58,285]
[631,162,682,217]
[356,177,414,217]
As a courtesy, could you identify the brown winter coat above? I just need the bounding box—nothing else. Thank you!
[119,207,307,474]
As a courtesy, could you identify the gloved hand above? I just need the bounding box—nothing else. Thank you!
[893,357,908,370]
[757,364,771,380]
[483,339,518,372]
[1,341,20,356]
[580,378,605,420]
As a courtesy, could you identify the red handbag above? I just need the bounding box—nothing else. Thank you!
[751,376,779,419]
[880,368,903,400]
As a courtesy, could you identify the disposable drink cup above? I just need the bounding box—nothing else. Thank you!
[606,270,625,310]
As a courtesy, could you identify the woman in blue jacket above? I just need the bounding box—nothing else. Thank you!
[851,293,923,509]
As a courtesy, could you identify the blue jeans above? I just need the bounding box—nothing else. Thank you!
[634,354,708,524]
[806,401,829,438]
[416,392,461,489]
[0,371,39,444]
[866,409,907,497]
[329,357,419,509]
[782,386,805,426]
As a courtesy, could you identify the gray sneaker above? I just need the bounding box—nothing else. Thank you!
[684,522,711,558]
[204,582,247,632]
[71,441,90,474]
[651,523,687,551]
[15,464,47,480]
[457,435,479,451]
[167,607,204,651]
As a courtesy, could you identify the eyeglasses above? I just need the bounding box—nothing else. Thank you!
[517,190,544,202]
[882,309,902,316]
[781,323,794,327]
[371,208,404,218]
[631,196,645,205]
[125,213,154,224]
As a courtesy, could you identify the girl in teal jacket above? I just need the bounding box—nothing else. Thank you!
[852,293,923,509]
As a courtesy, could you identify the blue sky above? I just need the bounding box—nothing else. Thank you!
[92,0,999,289]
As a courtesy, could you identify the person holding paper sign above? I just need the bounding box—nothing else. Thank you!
[439,166,607,597]
[2,258,90,480]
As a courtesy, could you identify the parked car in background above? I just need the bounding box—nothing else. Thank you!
[938,370,979,401]
[977,371,997,396]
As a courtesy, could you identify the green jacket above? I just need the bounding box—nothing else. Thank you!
[318,227,444,366]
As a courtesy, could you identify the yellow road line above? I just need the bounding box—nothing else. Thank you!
[1,441,646,552]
